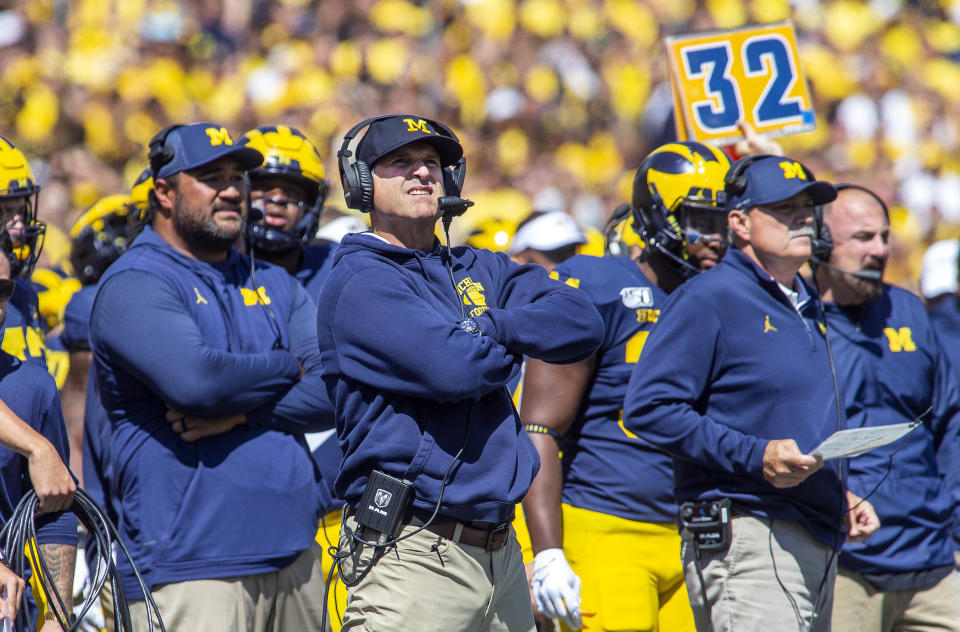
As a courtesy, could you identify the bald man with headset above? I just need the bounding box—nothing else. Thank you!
[316,114,603,631]
[814,185,960,632]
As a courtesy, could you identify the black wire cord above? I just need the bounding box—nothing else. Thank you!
[0,489,165,632]
[787,284,930,632]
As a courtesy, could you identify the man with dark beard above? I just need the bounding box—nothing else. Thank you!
[814,185,960,632]
[89,123,335,631]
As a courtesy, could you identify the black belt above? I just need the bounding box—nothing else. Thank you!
[407,508,513,552]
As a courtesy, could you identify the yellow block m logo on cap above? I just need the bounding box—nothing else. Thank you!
[205,127,234,146]
[404,118,431,134]
[779,161,808,180]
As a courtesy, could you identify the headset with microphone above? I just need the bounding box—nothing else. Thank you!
[147,124,184,176]
[810,183,888,282]
[337,114,473,226]
[722,153,784,202]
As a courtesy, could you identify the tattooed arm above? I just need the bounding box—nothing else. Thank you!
[37,543,75,629]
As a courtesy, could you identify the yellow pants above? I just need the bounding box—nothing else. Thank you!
[516,504,695,632]
[316,508,349,632]
[513,506,535,564]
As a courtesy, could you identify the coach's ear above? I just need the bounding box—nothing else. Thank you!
[153,177,177,216]
[727,209,750,244]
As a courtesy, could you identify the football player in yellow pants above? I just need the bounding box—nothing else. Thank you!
[520,143,735,631]
[316,509,348,632]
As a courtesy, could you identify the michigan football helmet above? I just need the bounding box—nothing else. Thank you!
[0,136,46,278]
[238,125,329,255]
[31,267,81,331]
[69,194,138,286]
[129,167,154,226]
[631,141,731,276]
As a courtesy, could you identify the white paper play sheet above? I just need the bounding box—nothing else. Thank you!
[810,422,917,460]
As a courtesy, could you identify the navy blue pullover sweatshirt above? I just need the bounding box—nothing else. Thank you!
[623,249,845,547]
[62,284,119,534]
[929,295,960,385]
[2,278,47,369]
[827,286,960,589]
[0,351,77,631]
[289,242,342,515]
[90,225,334,594]
[0,351,77,545]
[551,255,676,523]
[316,234,604,524]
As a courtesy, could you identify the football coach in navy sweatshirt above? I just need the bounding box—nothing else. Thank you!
[317,114,603,631]
[816,186,960,631]
[623,155,879,632]
[90,122,335,631]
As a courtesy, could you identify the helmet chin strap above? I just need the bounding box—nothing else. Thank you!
[648,235,701,279]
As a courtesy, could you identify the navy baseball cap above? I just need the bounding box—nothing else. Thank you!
[356,115,463,168]
[150,123,263,180]
[725,156,837,212]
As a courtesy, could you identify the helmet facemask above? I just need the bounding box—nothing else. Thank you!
[239,126,328,256]
[0,191,45,278]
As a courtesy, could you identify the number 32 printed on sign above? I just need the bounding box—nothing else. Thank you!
[665,22,816,145]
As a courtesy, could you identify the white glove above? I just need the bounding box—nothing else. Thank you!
[531,548,582,630]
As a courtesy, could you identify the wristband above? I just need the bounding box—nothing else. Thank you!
[524,423,560,442]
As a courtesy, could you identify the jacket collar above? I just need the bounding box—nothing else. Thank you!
[723,248,817,313]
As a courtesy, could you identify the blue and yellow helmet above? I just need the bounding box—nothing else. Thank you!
[239,125,329,255]
[69,194,138,286]
[129,167,153,226]
[31,267,81,331]
[0,136,45,278]
[631,141,731,274]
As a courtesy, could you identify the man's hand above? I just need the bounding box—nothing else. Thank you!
[733,120,784,157]
[762,439,822,488]
[0,563,24,622]
[845,490,880,543]
[525,560,557,632]
[531,548,582,631]
[167,409,246,442]
[26,438,75,513]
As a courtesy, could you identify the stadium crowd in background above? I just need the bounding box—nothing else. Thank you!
[0,0,959,290]
[4,1,960,631]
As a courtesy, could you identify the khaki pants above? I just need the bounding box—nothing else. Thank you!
[682,515,836,632]
[339,516,535,632]
[832,567,960,632]
[128,545,327,631]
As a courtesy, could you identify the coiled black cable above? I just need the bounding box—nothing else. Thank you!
[0,489,164,632]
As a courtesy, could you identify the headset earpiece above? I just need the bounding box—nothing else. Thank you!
[811,184,888,264]
[352,160,374,213]
[148,124,183,177]
[723,153,779,199]
[338,115,390,213]
[442,156,467,198]
[811,204,833,262]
